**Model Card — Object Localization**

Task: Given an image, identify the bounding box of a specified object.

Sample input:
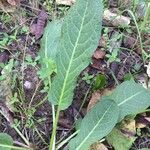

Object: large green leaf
[69,99,119,150]
[40,20,62,60]
[49,0,103,110]
[110,81,150,120]
[0,133,13,150]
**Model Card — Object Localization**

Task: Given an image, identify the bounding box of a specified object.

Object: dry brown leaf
[7,0,20,6]
[0,0,16,12]
[56,0,75,5]
[87,91,102,112]
[103,10,130,27]
[93,49,106,59]
[36,10,48,39]
[142,117,150,125]
[0,51,9,64]
[123,36,136,49]
[90,143,108,150]
[87,87,114,112]
[30,24,37,35]
[30,10,48,40]
[91,58,102,70]
[136,115,150,129]
[121,119,136,137]
[98,36,107,48]
[136,122,147,129]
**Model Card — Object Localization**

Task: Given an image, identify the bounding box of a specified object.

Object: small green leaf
[110,81,150,120]
[40,20,62,61]
[38,58,57,79]
[123,73,134,81]
[0,133,13,150]
[93,74,106,90]
[69,99,119,150]
[82,73,94,84]
[107,128,136,150]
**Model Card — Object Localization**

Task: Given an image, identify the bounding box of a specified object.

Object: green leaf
[39,20,62,79]
[40,20,62,61]
[82,73,94,84]
[49,0,103,110]
[93,74,106,90]
[69,99,119,150]
[0,133,13,150]
[110,81,150,120]
[75,118,82,131]
[106,128,136,150]
[38,58,57,79]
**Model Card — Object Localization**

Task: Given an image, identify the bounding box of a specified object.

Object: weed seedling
[82,73,94,84]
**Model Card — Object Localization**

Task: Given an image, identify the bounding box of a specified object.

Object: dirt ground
[0,0,150,150]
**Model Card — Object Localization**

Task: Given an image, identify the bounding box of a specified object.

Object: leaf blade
[110,81,150,120]
[49,0,103,110]
[40,20,62,60]
[69,99,119,150]
[0,133,13,150]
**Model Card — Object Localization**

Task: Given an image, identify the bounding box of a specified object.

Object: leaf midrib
[45,32,48,59]
[76,105,112,150]
[118,91,143,106]
[58,1,89,106]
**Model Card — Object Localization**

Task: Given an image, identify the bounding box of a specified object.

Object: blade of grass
[0,144,32,150]
[13,126,30,146]
[56,130,79,150]
[124,9,146,64]
[140,2,150,32]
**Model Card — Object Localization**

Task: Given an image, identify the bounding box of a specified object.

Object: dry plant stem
[52,0,57,20]
[0,46,21,61]
[21,34,29,94]
[56,130,79,150]
[109,69,119,85]
[74,84,92,119]
[34,127,48,145]
[14,141,31,148]
[0,111,29,147]
[56,131,105,149]
[13,126,30,146]
[20,3,40,12]
[28,80,42,109]
[34,95,48,108]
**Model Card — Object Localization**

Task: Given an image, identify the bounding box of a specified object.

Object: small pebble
[145,62,150,78]
[24,81,33,90]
